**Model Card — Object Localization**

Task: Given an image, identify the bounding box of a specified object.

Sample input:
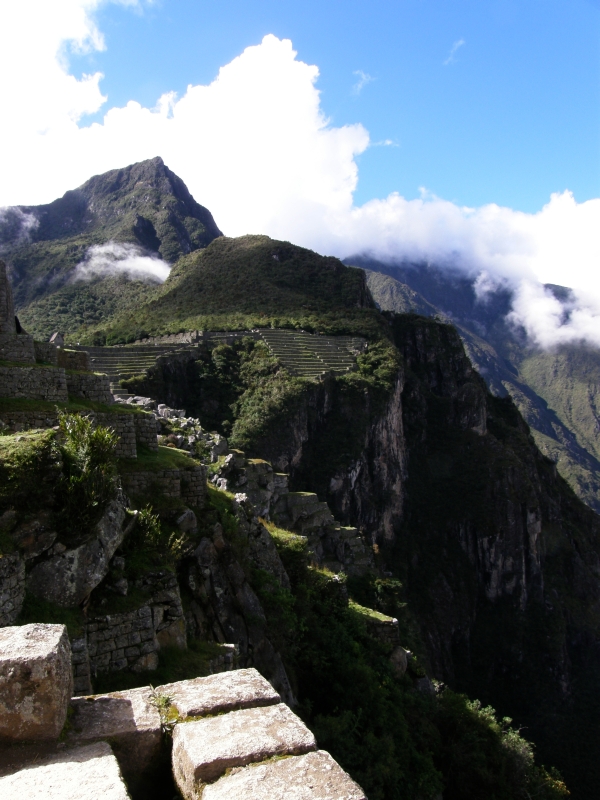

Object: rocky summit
[0,160,599,800]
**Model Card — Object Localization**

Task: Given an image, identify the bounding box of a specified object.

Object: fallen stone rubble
[0,622,366,800]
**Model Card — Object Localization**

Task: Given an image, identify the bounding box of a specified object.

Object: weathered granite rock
[203,750,367,800]
[0,623,73,741]
[172,702,317,794]
[26,500,127,607]
[156,668,280,719]
[66,687,162,784]
[0,742,130,799]
[10,511,57,559]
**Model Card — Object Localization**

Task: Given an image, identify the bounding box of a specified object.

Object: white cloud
[0,4,598,349]
[74,241,170,282]
[443,38,466,66]
[352,70,374,95]
[0,208,39,251]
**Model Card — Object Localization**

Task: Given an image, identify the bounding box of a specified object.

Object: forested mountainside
[359,260,600,515]
[3,158,600,797]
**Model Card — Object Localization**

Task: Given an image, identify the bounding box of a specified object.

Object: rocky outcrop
[185,519,295,705]
[26,500,128,607]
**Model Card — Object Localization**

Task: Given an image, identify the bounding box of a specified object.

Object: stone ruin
[0,259,114,405]
[0,623,366,800]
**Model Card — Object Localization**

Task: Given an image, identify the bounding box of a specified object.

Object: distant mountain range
[354,258,600,513]
[2,157,599,512]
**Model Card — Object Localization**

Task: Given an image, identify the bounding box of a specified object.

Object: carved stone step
[172,702,316,796]
[0,742,129,800]
[202,749,366,800]
[155,668,280,719]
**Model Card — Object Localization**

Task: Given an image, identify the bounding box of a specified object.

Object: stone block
[0,624,72,742]
[66,686,162,784]
[203,750,367,800]
[156,668,280,719]
[171,702,316,794]
[0,742,130,799]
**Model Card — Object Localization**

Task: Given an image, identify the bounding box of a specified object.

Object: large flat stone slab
[0,623,73,741]
[0,742,130,799]
[172,702,316,796]
[203,750,367,800]
[156,667,280,719]
[66,687,162,784]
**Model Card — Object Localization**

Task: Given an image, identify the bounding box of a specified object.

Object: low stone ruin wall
[58,349,91,371]
[0,553,25,627]
[133,413,159,451]
[66,372,114,405]
[0,333,36,363]
[122,465,207,506]
[33,341,58,365]
[0,364,68,402]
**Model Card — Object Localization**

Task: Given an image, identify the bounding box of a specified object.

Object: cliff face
[209,315,600,796]
[116,313,600,795]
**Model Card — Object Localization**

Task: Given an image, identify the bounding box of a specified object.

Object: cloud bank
[1,1,599,348]
[74,242,170,283]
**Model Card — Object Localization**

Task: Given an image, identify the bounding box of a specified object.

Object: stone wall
[122,465,207,506]
[0,553,26,627]
[34,341,58,365]
[133,414,159,451]
[0,260,16,335]
[0,365,68,401]
[0,333,36,364]
[81,572,185,685]
[58,349,91,371]
[66,372,114,405]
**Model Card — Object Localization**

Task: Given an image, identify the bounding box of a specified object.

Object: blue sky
[71,0,600,213]
[1,0,599,347]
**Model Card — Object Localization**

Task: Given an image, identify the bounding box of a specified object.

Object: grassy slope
[94,234,387,344]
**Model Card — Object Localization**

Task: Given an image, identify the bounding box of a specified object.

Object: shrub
[54,412,118,540]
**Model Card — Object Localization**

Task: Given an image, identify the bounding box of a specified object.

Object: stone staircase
[0,625,366,800]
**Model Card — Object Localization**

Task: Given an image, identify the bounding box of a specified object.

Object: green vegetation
[54,412,119,542]
[117,444,198,473]
[91,235,387,344]
[0,429,60,514]
[266,527,567,800]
